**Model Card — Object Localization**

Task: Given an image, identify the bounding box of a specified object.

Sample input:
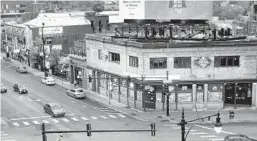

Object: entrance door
[224,83,252,106]
[236,83,252,105]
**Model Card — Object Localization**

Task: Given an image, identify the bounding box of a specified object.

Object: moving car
[43,103,65,117]
[66,88,86,99]
[16,65,27,73]
[41,76,56,85]
[1,83,7,93]
[224,134,257,141]
[13,83,28,94]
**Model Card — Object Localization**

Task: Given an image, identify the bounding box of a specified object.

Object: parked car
[41,76,56,85]
[13,83,28,94]
[67,88,86,99]
[224,134,257,141]
[16,65,27,73]
[1,83,7,93]
[43,103,65,117]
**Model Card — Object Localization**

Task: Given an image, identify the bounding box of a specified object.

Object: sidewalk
[8,57,257,124]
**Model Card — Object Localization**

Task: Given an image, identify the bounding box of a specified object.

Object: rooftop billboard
[119,0,213,20]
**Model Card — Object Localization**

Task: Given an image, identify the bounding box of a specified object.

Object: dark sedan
[13,83,28,94]
[43,103,65,117]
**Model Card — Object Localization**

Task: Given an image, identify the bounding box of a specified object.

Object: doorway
[224,83,252,107]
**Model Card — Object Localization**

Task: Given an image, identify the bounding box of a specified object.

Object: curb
[1,118,9,129]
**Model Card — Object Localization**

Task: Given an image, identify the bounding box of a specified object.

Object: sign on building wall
[39,27,63,35]
[119,0,213,20]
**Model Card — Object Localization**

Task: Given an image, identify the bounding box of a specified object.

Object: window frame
[174,57,191,68]
[214,56,240,67]
[129,56,138,67]
[150,57,167,69]
[109,52,120,64]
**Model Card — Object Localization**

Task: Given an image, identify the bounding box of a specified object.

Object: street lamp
[41,23,47,77]
[178,108,222,141]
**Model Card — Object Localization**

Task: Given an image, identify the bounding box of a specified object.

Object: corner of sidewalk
[1,117,9,129]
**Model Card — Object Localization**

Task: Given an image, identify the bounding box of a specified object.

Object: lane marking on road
[99,108,110,110]
[42,120,50,124]
[100,116,107,119]
[172,127,181,129]
[109,115,117,118]
[196,125,235,135]
[200,135,217,138]
[118,114,126,118]
[52,119,59,123]
[12,122,20,127]
[23,122,30,126]
[209,138,224,141]
[65,113,75,116]
[81,117,89,120]
[11,116,41,121]
[32,121,40,125]
[191,132,208,135]
[90,116,98,120]
[62,118,70,122]
[71,118,79,122]
[1,133,8,136]
[41,116,51,118]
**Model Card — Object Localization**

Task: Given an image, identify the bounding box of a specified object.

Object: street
[1,58,256,141]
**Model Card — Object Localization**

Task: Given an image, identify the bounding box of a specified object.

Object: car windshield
[76,89,84,92]
[51,104,61,109]
[46,77,54,80]
[20,84,26,88]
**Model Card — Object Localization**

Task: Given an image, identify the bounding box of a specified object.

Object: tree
[48,50,60,67]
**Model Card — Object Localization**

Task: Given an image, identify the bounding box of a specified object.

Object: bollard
[229,110,234,119]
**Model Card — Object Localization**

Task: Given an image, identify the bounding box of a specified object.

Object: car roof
[47,103,60,106]
[73,88,83,91]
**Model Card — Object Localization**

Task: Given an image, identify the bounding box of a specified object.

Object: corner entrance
[224,83,252,107]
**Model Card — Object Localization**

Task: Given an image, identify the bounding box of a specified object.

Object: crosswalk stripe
[209,138,224,141]
[200,135,217,138]
[191,132,208,135]
[52,119,59,123]
[90,116,97,120]
[13,122,20,127]
[23,122,30,126]
[62,118,70,122]
[1,133,8,136]
[109,115,117,118]
[100,115,107,119]
[33,121,40,124]
[118,114,126,118]
[81,117,89,120]
[172,127,181,129]
[42,120,50,124]
[3,139,16,141]
[71,118,79,121]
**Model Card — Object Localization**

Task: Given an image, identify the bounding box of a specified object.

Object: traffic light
[86,124,91,136]
[150,123,156,136]
[127,76,131,82]
[165,85,169,93]
[88,75,92,83]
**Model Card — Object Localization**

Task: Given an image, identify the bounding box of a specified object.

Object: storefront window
[196,84,204,102]
[99,74,105,88]
[177,84,192,102]
[208,83,223,102]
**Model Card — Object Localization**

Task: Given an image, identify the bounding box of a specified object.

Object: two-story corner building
[83,33,257,111]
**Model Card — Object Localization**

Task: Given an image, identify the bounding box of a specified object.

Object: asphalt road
[1,58,257,141]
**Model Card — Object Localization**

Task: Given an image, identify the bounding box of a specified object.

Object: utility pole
[41,23,47,77]
[126,76,131,107]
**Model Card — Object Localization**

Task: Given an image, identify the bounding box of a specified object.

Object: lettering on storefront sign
[39,27,63,35]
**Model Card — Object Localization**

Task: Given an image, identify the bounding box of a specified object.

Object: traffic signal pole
[41,123,156,141]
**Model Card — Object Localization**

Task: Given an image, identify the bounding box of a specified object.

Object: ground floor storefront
[83,67,257,111]
[69,55,87,88]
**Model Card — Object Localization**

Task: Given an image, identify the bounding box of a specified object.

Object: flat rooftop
[85,33,257,49]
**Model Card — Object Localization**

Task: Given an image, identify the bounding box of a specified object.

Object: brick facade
[84,34,257,111]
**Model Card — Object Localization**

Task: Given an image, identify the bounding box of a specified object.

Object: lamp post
[178,108,222,141]
[41,23,47,77]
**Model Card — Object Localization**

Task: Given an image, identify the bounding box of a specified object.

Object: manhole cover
[157,116,162,118]
[131,113,137,116]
